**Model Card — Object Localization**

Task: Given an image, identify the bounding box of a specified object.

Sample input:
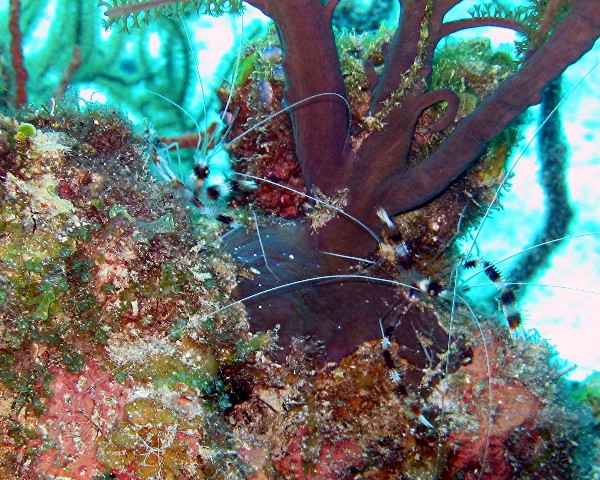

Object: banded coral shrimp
[143,15,253,230]
[145,14,357,238]
[455,57,600,384]
[136,12,600,477]
[423,54,600,479]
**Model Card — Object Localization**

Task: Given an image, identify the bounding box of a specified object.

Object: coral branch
[437,0,462,11]
[323,0,342,22]
[55,45,82,99]
[507,77,573,288]
[439,17,525,40]
[417,89,460,133]
[378,0,600,215]
[352,87,459,195]
[9,0,28,107]
[100,0,245,29]
[371,0,429,109]
[364,60,379,91]
[265,0,350,196]
[538,0,565,39]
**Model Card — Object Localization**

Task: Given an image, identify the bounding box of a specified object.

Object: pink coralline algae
[26,359,131,479]
[274,429,365,479]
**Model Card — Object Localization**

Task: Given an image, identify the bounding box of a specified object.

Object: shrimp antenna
[455,293,493,480]
[180,19,209,155]
[225,92,352,148]
[253,210,279,281]
[189,274,422,328]
[461,232,600,284]
[486,282,600,296]
[182,15,245,163]
[220,16,244,129]
[146,89,202,140]
[463,62,598,264]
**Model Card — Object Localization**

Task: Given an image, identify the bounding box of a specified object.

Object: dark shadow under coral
[224,217,449,384]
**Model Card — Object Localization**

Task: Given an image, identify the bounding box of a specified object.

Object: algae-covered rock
[0,106,262,478]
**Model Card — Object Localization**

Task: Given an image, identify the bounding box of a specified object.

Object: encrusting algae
[0,105,259,478]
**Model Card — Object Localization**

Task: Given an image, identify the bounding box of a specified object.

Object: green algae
[0,102,262,478]
[235,331,270,362]
[0,104,244,417]
[573,372,600,421]
[16,122,36,139]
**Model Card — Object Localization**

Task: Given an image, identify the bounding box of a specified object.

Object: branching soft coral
[224,0,600,363]
[98,0,600,364]
[100,0,244,30]
[244,0,599,256]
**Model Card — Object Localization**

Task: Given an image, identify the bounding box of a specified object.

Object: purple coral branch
[233,0,599,363]
[252,0,350,196]
[439,17,525,39]
[378,0,600,215]
[538,0,565,40]
[354,1,463,185]
[435,0,462,11]
[371,0,430,109]
[323,0,342,22]
[419,89,460,133]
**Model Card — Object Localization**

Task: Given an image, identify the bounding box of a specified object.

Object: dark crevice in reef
[224,217,449,385]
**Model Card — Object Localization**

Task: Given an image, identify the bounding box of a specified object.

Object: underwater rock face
[0,109,253,478]
[0,107,590,479]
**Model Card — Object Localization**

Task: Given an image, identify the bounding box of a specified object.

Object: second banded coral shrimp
[328,63,599,479]
[454,54,600,378]
[430,54,600,478]
[145,18,355,239]
[143,13,598,480]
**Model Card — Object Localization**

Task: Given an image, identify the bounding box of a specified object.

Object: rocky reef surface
[0,105,596,479]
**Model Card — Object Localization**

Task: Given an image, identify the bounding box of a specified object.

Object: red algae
[26,360,131,480]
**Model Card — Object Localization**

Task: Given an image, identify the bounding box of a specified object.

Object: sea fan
[98,0,245,30]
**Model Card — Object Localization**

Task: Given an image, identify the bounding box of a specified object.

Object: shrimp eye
[207,185,221,201]
[194,163,210,180]
[418,278,443,297]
